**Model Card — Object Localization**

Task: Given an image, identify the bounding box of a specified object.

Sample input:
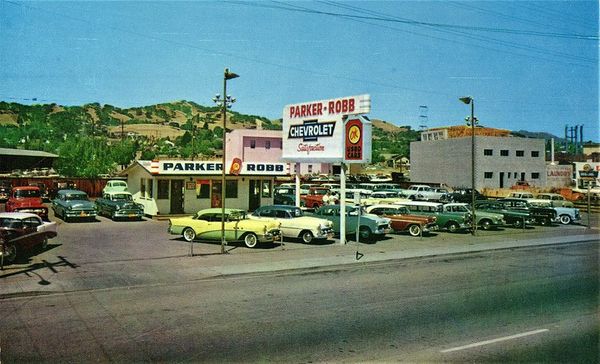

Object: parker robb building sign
[282,94,372,163]
[145,160,288,176]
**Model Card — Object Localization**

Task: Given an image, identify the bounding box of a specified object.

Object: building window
[516,150,524,157]
[308,164,313,173]
[531,151,540,157]
[265,140,271,149]
[196,180,210,199]
[484,172,493,179]
[261,180,272,198]
[531,172,540,179]
[250,140,256,149]
[483,149,493,156]
[157,180,169,199]
[226,180,238,198]
[500,150,509,156]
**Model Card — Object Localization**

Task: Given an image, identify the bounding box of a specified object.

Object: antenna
[418,105,428,131]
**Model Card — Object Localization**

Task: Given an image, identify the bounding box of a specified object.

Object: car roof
[12,186,39,190]
[0,212,41,219]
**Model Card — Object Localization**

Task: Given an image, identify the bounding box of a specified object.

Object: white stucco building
[410,128,547,189]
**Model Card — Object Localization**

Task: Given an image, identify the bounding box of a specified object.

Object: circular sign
[347,125,361,144]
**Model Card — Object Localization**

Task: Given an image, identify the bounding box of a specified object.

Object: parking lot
[3,204,598,268]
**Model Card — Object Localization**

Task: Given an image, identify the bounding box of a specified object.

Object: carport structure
[0,147,58,174]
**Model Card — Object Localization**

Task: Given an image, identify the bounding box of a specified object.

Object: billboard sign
[282,94,371,163]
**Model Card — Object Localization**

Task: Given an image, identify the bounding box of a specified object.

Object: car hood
[63,200,96,209]
[9,198,44,208]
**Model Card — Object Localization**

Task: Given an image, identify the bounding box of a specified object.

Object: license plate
[80,212,88,217]
[128,214,136,217]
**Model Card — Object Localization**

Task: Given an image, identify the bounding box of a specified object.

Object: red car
[5,186,49,220]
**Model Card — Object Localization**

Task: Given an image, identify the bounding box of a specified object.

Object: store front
[121,160,289,216]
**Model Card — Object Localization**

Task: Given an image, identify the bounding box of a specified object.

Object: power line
[314,0,596,66]
[259,0,598,40]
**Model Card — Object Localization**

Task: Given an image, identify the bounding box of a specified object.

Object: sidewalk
[1,228,598,299]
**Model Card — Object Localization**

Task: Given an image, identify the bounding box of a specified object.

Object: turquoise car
[51,189,97,222]
[310,204,391,241]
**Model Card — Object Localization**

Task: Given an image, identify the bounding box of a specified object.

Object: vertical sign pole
[295,163,301,207]
[340,162,347,245]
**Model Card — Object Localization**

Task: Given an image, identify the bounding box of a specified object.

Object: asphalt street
[0,242,597,363]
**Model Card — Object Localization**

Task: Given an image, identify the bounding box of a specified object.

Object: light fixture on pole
[459,96,477,236]
[213,68,239,254]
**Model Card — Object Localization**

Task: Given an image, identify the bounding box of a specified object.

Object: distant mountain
[511,130,563,142]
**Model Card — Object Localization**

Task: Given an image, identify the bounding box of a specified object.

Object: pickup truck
[403,185,449,201]
[5,186,49,220]
[95,191,144,220]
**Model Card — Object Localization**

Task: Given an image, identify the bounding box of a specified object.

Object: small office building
[122,159,289,216]
[411,127,547,189]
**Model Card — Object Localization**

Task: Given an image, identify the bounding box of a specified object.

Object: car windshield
[14,189,41,198]
[113,194,132,201]
[449,205,470,213]
[65,193,88,201]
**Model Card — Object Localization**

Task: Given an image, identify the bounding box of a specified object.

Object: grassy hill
[0,100,417,176]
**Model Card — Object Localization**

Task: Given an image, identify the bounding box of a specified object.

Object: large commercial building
[410,127,547,189]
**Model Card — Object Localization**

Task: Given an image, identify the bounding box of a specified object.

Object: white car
[249,205,334,243]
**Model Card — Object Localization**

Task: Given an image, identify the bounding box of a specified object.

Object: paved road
[0,242,597,363]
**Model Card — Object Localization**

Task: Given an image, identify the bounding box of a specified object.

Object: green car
[398,201,472,233]
[310,204,391,241]
[442,203,505,230]
[95,191,144,220]
[474,200,533,228]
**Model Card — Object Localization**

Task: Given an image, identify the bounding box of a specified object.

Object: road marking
[440,329,549,353]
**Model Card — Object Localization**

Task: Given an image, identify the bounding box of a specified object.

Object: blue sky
[2,1,598,141]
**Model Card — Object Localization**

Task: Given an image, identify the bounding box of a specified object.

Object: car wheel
[359,226,372,241]
[480,219,492,230]
[408,224,422,237]
[559,214,571,225]
[446,222,459,233]
[182,227,196,242]
[512,219,523,228]
[300,231,314,244]
[244,233,258,248]
[3,243,17,264]
[539,218,550,226]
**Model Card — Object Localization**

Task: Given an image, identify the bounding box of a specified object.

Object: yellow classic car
[168,208,281,248]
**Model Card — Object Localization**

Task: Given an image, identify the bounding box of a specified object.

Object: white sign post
[282,95,371,245]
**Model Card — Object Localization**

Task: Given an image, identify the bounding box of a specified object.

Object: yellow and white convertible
[168,208,281,248]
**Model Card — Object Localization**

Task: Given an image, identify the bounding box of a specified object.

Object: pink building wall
[226,129,333,175]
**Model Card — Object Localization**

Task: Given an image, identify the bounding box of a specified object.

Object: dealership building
[410,126,550,189]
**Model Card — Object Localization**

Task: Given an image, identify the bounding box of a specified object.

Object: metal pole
[470,100,477,236]
[587,184,591,229]
[221,70,228,254]
[340,162,346,245]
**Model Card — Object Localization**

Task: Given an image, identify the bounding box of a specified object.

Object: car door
[23,216,45,249]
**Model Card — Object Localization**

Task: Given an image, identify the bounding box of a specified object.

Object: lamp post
[459,96,477,236]
[213,68,239,254]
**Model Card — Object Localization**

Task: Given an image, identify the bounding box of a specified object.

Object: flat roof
[0,148,58,158]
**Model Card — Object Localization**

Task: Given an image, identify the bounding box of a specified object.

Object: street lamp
[459,96,477,235]
[213,68,239,254]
